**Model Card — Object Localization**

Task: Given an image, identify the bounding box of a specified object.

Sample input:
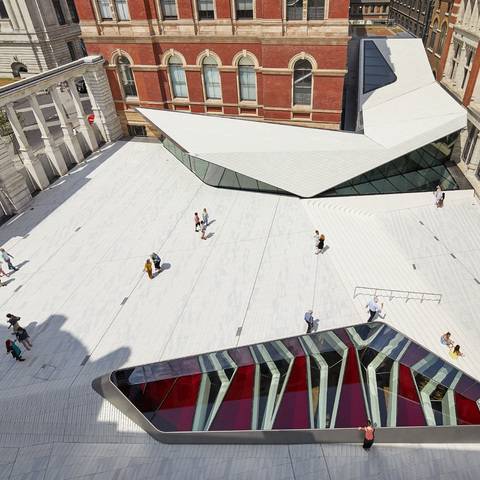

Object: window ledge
[292,105,312,112]
[238,100,257,106]
[205,99,222,104]
[125,96,140,104]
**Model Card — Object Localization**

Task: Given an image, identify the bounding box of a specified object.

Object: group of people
[440,332,464,359]
[0,248,18,286]
[144,252,162,280]
[194,208,209,240]
[5,313,32,362]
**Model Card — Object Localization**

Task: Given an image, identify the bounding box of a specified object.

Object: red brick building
[74,0,350,134]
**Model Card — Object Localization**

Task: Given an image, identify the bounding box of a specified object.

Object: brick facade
[75,0,350,133]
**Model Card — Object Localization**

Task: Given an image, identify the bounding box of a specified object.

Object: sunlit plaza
[0,14,480,477]
[0,135,479,478]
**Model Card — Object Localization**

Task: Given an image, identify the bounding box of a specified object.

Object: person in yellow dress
[144,258,153,279]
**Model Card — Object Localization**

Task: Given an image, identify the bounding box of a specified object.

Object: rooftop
[0,139,479,477]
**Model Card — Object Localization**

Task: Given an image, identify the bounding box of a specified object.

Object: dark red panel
[151,374,202,432]
[455,392,480,425]
[210,365,255,431]
[335,347,367,427]
[396,364,426,426]
[273,356,309,430]
[133,378,176,415]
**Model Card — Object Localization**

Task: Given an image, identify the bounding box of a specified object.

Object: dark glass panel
[396,364,426,426]
[210,365,256,430]
[273,355,309,429]
[219,169,241,188]
[150,374,202,432]
[455,392,480,425]
[203,163,224,186]
[191,156,209,180]
[401,342,430,368]
[257,180,279,192]
[455,375,480,402]
[363,41,397,94]
[335,347,368,427]
[236,172,259,191]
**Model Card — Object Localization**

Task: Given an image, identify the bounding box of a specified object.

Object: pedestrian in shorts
[194,212,201,232]
[304,310,314,333]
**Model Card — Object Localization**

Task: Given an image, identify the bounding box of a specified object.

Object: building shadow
[0,141,128,246]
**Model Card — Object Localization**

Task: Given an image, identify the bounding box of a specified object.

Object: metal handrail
[353,286,442,304]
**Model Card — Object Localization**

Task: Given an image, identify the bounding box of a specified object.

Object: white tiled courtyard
[0,139,480,479]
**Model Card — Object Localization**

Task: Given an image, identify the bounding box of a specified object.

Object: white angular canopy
[138,38,466,198]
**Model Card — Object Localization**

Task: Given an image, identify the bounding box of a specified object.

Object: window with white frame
[236,0,253,19]
[238,56,256,101]
[450,42,461,79]
[307,0,325,19]
[293,59,312,106]
[461,47,474,89]
[161,0,177,19]
[98,0,113,19]
[168,55,188,98]
[202,56,221,99]
[462,122,478,164]
[117,55,137,97]
[115,0,130,20]
[198,0,215,19]
[287,0,303,20]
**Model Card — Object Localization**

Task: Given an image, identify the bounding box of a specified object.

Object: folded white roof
[138,38,466,198]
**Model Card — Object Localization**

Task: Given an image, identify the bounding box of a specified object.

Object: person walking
[194,212,201,232]
[440,332,454,349]
[358,420,375,450]
[314,230,320,254]
[12,326,32,350]
[200,221,207,240]
[0,261,9,278]
[434,185,444,208]
[318,234,326,253]
[5,339,25,362]
[366,297,383,323]
[202,208,209,227]
[450,344,465,359]
[304,310,314,333]
[151,252,162,273]
[143,258,153,279]
[0,248,18,272]
[6,313,21,330]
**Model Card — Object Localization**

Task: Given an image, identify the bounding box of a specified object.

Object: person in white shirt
[366,297,383,323]
[434,185,444,208]
[314,230,320,254]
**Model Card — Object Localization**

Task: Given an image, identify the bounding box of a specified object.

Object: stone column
[67,78,99,152]
[82,63,122,142]
[5,103,49,190]
[0,137,32,214]
[49,85,84,164]
[28,94,68,176]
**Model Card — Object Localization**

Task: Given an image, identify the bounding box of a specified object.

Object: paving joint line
[157,189,241,359]
[235,196,280,346]
[287,445,298,480]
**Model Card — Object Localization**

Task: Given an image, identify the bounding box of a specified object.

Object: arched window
[429,20,438,50]
[238,56,256,101]
[11,62,27,78]
[436,22,448,54]
[168,55,188,98]
[117,55,137,97]
[202,56,221,100]
[293,59,312,106]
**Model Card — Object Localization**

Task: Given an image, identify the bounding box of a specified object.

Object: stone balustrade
[0,55,122,216]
